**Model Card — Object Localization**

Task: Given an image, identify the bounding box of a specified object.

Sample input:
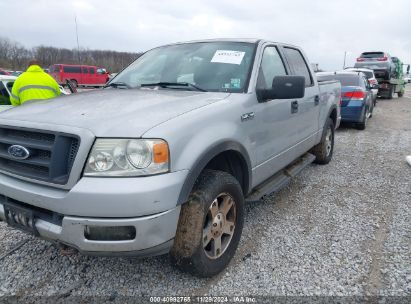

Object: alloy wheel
[203,193,236,259]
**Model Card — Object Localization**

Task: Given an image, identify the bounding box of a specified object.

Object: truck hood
[0,89,230,137]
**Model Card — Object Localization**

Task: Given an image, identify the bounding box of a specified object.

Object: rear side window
[360,52,385,58]
[257,46,287,89]
[283,47,313,87]
[63,66,81,73]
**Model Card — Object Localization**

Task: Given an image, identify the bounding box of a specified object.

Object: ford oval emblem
[8,145,30,160]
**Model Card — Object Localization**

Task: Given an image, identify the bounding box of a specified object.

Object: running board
[245,153,316,202]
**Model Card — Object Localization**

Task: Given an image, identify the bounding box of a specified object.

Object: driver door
[248,45,302,185]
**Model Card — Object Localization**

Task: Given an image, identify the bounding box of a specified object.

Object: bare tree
[0,37,142,72]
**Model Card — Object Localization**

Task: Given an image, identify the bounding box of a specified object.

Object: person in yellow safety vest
[10,60,61,106]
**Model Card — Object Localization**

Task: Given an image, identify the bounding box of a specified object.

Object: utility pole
[75,16,81,64]
[343,51,347,69]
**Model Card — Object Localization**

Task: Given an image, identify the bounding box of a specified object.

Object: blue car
[317,72,375,130]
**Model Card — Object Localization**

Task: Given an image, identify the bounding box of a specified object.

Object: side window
[0,82,11,105]
[362,77,368,89]
[89,68,95,74]
[257,46,287,89]
[82,67,89,74]
[63,66,81,73]
[283,47,313,87]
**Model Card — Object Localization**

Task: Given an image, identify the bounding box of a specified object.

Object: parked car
[10,71,22,77]
[404,74,411,83]
[0,75,70,112]
[354,52,396,80]
[0,39,341,277]
[0,75,16,112]
[49,64,110,87]
[0,68,11,76]
[317,71,374,130]
[344,67,378,106]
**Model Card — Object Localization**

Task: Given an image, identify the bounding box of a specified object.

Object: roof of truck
[159,38,299,49]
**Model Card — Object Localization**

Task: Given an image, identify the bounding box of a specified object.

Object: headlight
[84,139,169,176]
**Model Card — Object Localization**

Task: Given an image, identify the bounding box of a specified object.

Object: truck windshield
[112,42,256,93]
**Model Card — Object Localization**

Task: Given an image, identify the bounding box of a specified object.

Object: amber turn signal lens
[153,142,169,163]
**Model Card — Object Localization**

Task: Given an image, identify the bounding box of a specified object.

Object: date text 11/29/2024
[149,296,257,303]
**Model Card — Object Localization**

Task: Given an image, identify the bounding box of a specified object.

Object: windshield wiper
[140,82,207,92]
[104,82,131,89]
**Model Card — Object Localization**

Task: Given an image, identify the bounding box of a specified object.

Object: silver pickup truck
[0,39,341,277]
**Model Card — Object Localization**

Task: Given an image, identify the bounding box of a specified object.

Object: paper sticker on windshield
[211,50,245,65]
[231,78,241,88]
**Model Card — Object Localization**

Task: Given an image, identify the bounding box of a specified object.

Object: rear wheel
[356,106,369,130]
[70,79,78,88]
[369,100,374,118]
[170,170,244,277]
[311,118,334,165]
[387,85,394,99]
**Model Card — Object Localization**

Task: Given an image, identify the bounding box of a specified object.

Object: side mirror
[257,75,305,102]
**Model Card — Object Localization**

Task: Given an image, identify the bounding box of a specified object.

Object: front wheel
[311,118,335,165]
[170,170,244,277]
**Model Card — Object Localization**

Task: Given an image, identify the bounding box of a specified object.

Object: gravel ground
[0,86,410,301]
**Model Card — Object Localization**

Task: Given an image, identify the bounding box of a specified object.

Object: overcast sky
[2,0,410,71]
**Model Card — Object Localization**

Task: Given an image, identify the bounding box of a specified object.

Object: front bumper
[0,203,180,256]
[0,170,188,217]
[0,169,188,255]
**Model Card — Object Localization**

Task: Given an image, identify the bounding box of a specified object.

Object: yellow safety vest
[10,65,61,106]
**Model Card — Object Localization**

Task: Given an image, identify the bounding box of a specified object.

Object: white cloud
[72,0,94,11]
[2,0,411,70]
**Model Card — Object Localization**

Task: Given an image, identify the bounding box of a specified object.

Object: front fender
[176,141,252,205]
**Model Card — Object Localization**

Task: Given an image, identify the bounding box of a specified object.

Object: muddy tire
[311,118,334,165]
[170,170,244,277]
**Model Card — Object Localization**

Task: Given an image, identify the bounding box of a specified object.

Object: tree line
[0,37,142,73]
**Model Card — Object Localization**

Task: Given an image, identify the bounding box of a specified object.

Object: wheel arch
[177,141,252,205]
[328,104,338,128]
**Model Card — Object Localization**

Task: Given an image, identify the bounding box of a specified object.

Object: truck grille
[0,127,80,185]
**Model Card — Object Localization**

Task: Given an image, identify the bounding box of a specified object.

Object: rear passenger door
[81,67,89,85]
[88,67,97,85]
[281,47,320,145]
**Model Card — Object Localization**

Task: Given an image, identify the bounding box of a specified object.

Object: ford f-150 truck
[0,39,341,277]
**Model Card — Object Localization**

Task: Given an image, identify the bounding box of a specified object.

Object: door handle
[291,100,298,113]
[314,95,320,106]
